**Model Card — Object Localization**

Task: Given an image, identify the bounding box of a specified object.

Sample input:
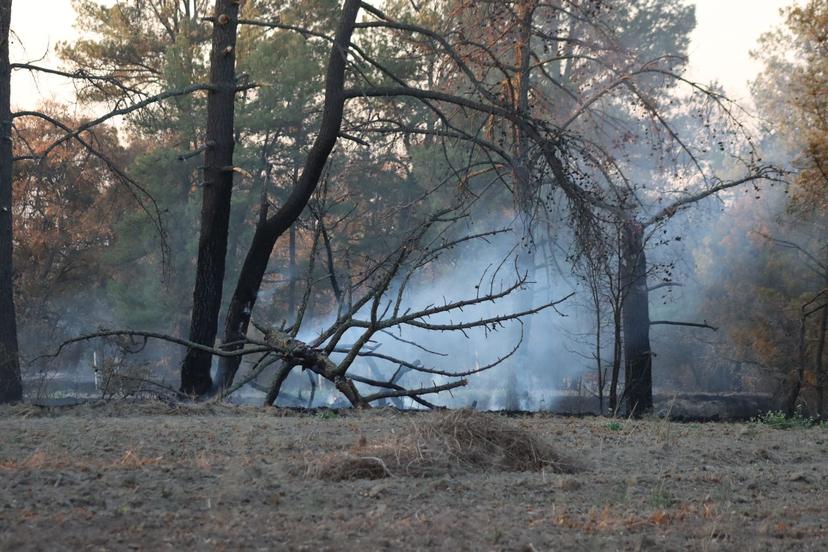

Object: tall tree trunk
[0,0,22,404]
[180,0,240,396]
[287,126,303,314]
[608,241,623,415]
[511,0,538,370]
[215,0,361,392]
[621,219,653,415]
[592,285,604,413]
[609,303,622,414]
[510,0,534,209]
[815,304,827,417]
[788,307,808,415]
[287,221,297,312]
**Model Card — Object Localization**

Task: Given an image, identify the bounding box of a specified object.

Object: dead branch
[648,282,683,292]
[40,330,275,366]
[644,167,787,226]
[649,320,718,331]
[348,373,439,409]
[359,379,468,403]
[12,82,257,161]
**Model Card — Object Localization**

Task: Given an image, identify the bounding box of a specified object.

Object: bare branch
[649,320,718,331]
[359,379,468,404]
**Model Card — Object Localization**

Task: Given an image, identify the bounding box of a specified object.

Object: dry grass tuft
[307,410,578,480]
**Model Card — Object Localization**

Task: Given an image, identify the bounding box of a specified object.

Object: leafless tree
[51,204,572,407]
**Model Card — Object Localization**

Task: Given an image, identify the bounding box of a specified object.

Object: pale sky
[8,0,798,110]
[686,0,797,103]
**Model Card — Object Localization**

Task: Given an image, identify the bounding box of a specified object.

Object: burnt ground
[0,402,826,551]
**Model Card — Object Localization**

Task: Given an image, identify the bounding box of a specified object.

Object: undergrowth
[752,407,822,429]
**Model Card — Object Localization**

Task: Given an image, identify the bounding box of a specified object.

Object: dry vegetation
[306,410,578,480]
[0,403,826,551]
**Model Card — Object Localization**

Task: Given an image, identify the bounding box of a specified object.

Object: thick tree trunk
[214,0,361,392]
[0,0,22,404]
[181,0,240,396]
[621,219,653,415]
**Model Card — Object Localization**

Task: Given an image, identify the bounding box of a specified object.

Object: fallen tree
[48,208,572,407]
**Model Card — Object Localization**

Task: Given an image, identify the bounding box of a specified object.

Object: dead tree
[51,208,572,408]
[0,0,21,403]
[181,0,242,395]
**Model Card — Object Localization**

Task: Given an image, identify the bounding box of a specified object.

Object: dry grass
[306,409,578,480]
[0,399,270,419]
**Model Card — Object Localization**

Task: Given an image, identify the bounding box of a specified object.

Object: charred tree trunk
[265,362,294,406]
[181,0,240,396]
[621,219,652,415]
[215,0,361,392]
[0,0,22,404]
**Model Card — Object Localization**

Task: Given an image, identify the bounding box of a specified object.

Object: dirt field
[0,402,826,551]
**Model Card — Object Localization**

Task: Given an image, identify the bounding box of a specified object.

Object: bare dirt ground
[0,402,826,551]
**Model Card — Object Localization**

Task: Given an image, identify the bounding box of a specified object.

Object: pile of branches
[306,409,579,480]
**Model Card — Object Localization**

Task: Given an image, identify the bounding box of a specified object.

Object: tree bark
[264,362,294,406]
[815,303,827,417]
[510,0,538,370]
[621,219,653,415]
[788,308,808,415]
[609,303,622,414]
[0,0,22,404]
[181,0,240,396]
[592,286,604,413]
[215,0,361,392]
[608,242,623,415]
[510,0,535,214]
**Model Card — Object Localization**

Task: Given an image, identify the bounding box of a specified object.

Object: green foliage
[102,147,198,331]
[752,408,817,430]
